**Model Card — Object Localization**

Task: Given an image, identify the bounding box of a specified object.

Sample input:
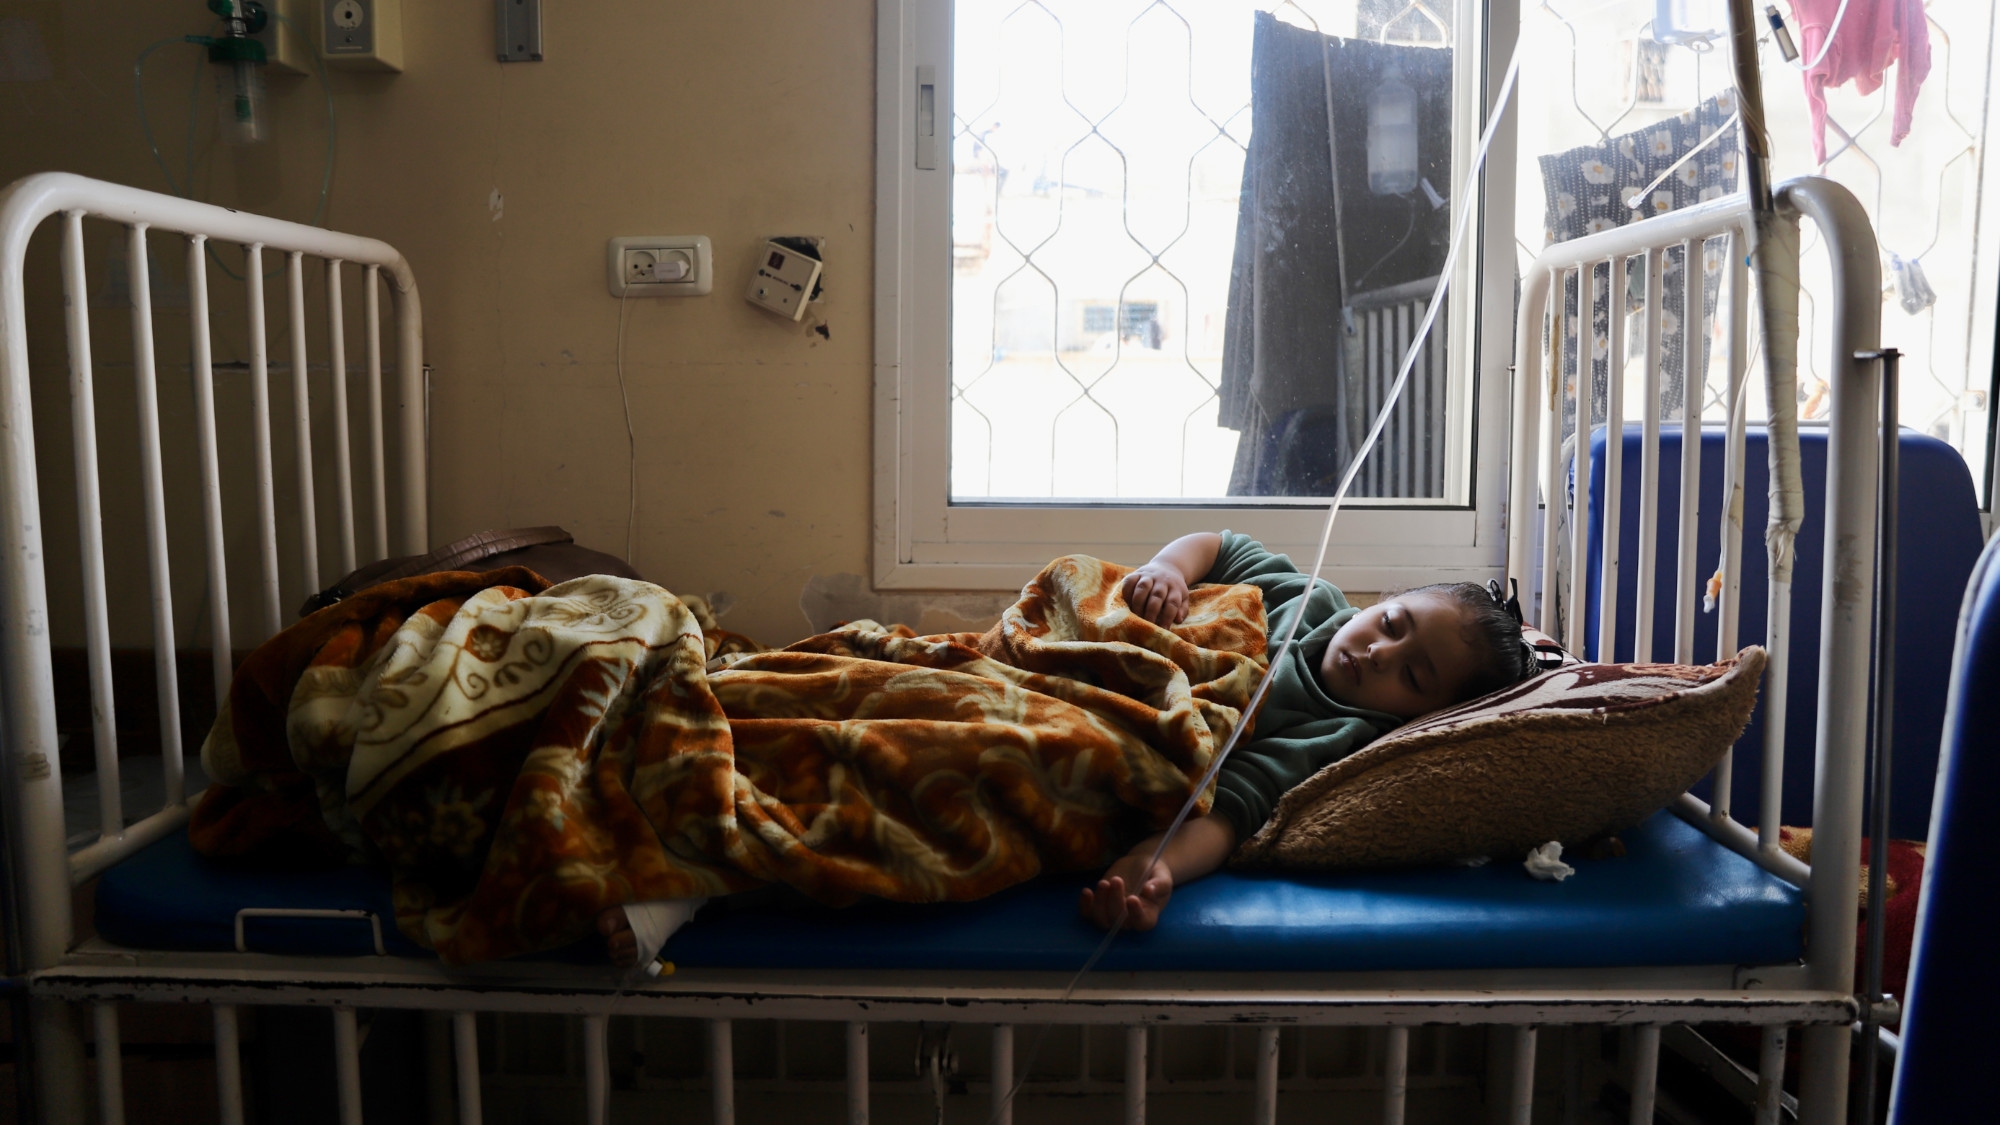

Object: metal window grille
[948,0,1468,502]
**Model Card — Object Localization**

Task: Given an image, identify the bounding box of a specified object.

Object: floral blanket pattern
[191,558,1266,964]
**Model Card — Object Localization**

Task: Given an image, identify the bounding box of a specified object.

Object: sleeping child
[1074,530,1534,934]
[602,529,1536,966]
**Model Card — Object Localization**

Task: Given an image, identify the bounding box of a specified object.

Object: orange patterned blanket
[192,557,1266,963]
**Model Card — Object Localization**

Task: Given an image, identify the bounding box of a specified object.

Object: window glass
[1517,1,1998,502]
[949,0,1470,503]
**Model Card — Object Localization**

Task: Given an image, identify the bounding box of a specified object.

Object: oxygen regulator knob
[207,0,269,37]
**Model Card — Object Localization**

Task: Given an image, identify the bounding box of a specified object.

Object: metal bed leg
[708,1018,734,1125]
[1382,1025,1409,1125]
[1627,1024,1660,1125]
[91,1002,124,1125]
[1253,1026,1279,1125]
[846,1021,868,1125]
[213,1004,245,1125]
[582,1014,608,1125]
[333,1007,363,1125]
[1755,1026,1789,1125]
[452,1012,482,1125]
[28,998,86,1125]
[990,1024,1013,1125]
[1508,1027,1537,1125]
[1123,1025,1146,1125]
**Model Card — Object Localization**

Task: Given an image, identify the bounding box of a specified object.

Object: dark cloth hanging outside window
[1219,12,1452,497]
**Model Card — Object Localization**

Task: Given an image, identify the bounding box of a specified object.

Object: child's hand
[1120,563,1191,626]
[1078,852,1174,931]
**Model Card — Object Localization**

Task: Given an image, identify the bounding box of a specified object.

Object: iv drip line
[1071,38,1525,996]
[979,36,1529,1125]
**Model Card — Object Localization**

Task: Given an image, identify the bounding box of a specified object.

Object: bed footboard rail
[0,171,426,971]
[1507,175,1883,1125]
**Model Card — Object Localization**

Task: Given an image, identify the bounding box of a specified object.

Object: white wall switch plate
[607,235,713,297]
[323,0,403,72]
[745,241,822,321]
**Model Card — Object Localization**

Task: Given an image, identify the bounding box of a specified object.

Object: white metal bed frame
[1,172,1884,1125]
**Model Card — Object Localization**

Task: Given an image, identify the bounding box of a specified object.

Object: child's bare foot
[598,906,638,969]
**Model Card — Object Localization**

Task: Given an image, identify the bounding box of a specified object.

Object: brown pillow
[1233,646,1766,869]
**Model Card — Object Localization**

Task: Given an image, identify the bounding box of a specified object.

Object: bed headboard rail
[0,172,426,972]
[1506,175,1882,1050]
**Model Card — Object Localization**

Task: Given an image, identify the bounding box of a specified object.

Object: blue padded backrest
[1889,528,2000,1123]
[1584,424,1983,837]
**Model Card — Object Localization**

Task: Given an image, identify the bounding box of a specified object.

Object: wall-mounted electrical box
[249,0,311,75]
[323,0,403,72]
[496,0,543,62]
[745,241,823,321]
[607,236,713,298]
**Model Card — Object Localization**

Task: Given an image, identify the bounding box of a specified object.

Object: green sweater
[1207,532,1400,839]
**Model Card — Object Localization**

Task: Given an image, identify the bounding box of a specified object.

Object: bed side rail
[0,172,427,973]
[1505,169,1881,981]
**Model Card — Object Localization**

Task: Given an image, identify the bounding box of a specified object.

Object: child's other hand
[1078,853,1174,931]
[1120,563,1191,626]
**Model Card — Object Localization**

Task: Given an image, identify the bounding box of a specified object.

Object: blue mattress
[96,810,1803,971]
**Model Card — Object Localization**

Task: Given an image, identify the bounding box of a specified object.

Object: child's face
[1318,591,1484,720]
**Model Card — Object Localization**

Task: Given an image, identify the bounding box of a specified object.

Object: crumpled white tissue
[623,897,707,975]
[1524,841,1575,882]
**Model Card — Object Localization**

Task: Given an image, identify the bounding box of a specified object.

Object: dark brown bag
[298,527,644,617]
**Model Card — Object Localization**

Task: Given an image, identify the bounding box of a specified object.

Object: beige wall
[2,0,883,647]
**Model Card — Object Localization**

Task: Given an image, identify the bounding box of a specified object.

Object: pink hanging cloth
[1788,0,1932,164]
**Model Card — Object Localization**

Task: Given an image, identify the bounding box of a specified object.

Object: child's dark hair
[1401,581,1534,702]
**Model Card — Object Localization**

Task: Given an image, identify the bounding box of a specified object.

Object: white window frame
[872,0,1524,591]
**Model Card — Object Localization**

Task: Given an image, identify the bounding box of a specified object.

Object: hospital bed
[0,170,1923,1125]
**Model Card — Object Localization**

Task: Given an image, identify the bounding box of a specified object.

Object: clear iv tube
[978,46,1529,1122]
[1063,42,1526,994]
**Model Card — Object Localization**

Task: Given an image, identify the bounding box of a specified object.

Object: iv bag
[1368,64,1418,196]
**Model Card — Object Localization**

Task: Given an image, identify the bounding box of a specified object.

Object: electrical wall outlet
[745,241,823,321]
[322,0,403,72]
[607,236,713,297]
